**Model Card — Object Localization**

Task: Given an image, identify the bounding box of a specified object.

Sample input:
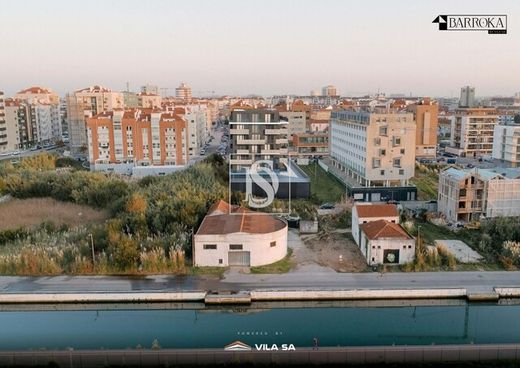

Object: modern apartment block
[407,98,438,158]
[291,132,329,157]
[175,82,192,101]
[447,108,499,157]
[492,123,520,166]
[15,86,59,105]
[438,167,520,223]
[137,92,162,108]
[229,108,289,171]
[330,110,416,185]
[67,85,124,151]
[86,109,188,171]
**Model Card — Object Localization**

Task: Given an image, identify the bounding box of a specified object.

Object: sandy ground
[289,229,368,273]
[0,197,109,230]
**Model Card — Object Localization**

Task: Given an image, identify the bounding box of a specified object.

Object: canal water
[0,301,519,350]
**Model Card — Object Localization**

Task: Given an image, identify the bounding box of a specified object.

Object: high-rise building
[229,108,288,171]
[15,86,59,105]
[86,109,188,168]
[448,108,498,157]
[175,82,192,101]
[330,110,416,188]
[459,86,476,108]
[322,85,338,97]
[67,85,124,151]
[407,98,439,158]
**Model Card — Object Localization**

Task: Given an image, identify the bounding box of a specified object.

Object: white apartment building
[15,86,59,105]
[492,123,520,166]
[0,91,7,152]
[447,108,499,157]
[67,85,124,151]
[330,110,416,187]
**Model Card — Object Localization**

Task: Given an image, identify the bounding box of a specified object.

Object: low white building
[359,219,414,265]
[193,200,288,267]
[352,203,400,247]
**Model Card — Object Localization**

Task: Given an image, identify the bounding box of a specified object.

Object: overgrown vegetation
[410,163,440,200]
[0,153,230,275]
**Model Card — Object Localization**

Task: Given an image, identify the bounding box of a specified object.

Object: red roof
[355,204,399,218]
[360,220,412,240]
[197,200,286,235]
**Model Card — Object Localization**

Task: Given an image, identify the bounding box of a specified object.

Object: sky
[0,0,519,97]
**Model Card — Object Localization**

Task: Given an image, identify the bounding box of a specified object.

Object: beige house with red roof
[359,220,414,265]
[193,200,288,267]
[352,203,414,265]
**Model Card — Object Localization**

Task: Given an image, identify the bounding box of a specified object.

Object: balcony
[230,158,254,165]
[237,138,266,145]
[265,128,288,135]
[275,138,288,144]
[230,128,249,135]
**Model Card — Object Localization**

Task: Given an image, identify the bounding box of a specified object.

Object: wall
[194,226,288,267]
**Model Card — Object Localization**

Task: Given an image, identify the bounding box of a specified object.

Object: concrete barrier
[205,292,251,304]
[495,287,520,298]
[0,344,517,367]
[0,292,207,304]
[250,288,467,301]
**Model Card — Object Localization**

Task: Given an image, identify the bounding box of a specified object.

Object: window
[380,170,385,175]
[374,137,381,146]
[393,137,401,146]
[219,259,223,264]
[400,148,405,155]
[270,241,276,247]
[379,149,386,156]
[229,244,243,250]
[393,158,401,168]
[399,169,404,175]
[203,244,217,250]
[379,126,388,136]
[372,158,381,168]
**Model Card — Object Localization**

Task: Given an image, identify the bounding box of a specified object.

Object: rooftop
[354,203,399,218]
[196,200,286,235]
[360,219,412,240]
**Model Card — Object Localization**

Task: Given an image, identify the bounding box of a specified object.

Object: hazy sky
[0,0,519,97]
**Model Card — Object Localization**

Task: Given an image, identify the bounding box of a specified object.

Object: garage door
[228,251,251,266]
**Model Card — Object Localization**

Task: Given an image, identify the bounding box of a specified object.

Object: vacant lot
[299,162,346,204]
[0,197,109,230]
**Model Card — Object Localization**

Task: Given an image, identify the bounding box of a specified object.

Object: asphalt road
[0,271,519,294]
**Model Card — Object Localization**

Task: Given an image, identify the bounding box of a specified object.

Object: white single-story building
[359,219,414,265]
[193,200,288,267]
[352,203,400,247]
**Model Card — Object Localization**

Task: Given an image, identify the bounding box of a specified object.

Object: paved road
[0,271,519,294]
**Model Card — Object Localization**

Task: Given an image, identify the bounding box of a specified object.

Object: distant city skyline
[0,0,519,97]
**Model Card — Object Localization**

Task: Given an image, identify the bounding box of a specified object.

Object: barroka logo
[245,160,279,208]
[433,14,507,34]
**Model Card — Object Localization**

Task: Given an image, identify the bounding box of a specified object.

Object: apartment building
[407,98,438,158]
[322,85,338,97]
[447,108,498,157]
[459,86,476,108]
[291,132,329,157]
[229,108,289,171]
[67,85,124,151]
[175,105,209,157]
[492,123,520,166]
[438,167,520,223]
[175,82,192,101]
[137,92,162,108]
[86,109,188,171]
[279,111,306,138]
[15,86,59,105]
[330,110,416,187]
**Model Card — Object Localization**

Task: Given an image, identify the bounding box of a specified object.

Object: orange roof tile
[355,204,399,218]
[360,220,412,240]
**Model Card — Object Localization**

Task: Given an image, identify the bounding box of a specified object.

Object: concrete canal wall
[0,344,518,366]
[0,287,518,304]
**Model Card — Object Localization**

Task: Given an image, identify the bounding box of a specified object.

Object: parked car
[319,203,335,210]
[447,158,456,164]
